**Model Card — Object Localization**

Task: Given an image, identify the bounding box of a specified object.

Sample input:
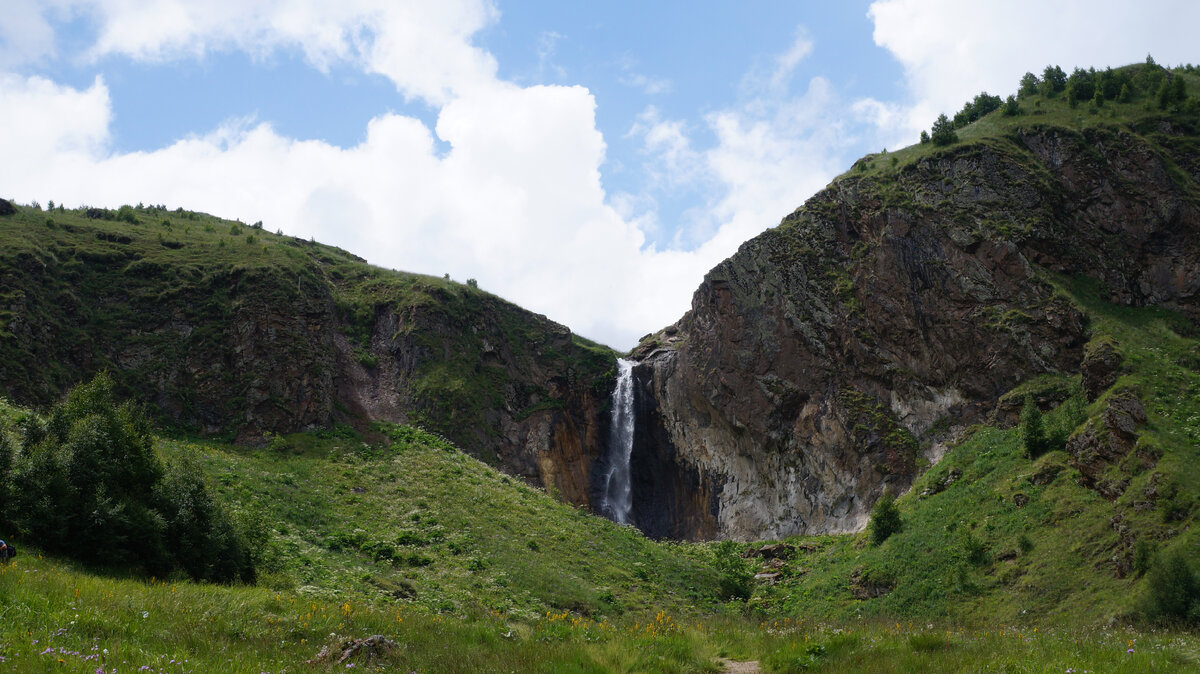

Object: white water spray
[601,358,636,524]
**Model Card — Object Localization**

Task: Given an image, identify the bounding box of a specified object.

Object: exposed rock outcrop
[1082,337,1122,402]
[629,123,1199,540]
[1067,392,1150,500]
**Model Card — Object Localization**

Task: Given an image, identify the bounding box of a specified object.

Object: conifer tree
[1020,395,1047,458]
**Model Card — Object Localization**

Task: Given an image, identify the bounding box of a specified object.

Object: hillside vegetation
[1,60,1199,671]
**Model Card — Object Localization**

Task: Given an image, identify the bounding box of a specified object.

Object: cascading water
[601,358,636,524]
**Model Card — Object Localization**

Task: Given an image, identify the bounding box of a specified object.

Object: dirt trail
[719,658,761,673]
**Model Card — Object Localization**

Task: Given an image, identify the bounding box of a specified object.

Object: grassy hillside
[2,60,1200,671]
[0,201,614,465]
[156,423,726,620]
[842,62,1200,183]
[1,284,1198,671]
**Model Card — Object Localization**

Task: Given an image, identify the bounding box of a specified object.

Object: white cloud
[0,0,61,68]
[30,4,1197,350]
[627,106,704,190]
[0,71,700,349]
[770,29,813,91]
[17,0,500,106]
[2,7,871,350]
[866,0,1200,140]
[619,72,672,96]
[0,74,111,160]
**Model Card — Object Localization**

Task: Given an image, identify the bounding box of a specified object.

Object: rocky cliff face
[629,121,1200,540]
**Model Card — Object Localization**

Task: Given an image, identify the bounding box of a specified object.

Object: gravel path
[719,658,761,673]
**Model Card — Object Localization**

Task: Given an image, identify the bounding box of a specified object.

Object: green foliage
[1066,67,1096,103]
[1040,65,1067,96]
[4,374,253,582]
[1017,533,1034,554]
[115,204,137,224]
[713,540,754,601]
[1002,94,1021,116]
[1019,395,1047,459]
[959,529,989,567]
[930,114,958,146]
[466,278,478,288]
[952,92,1002,128]
[869,491,902,546]
[10,372,167,569]
[1141,549,1200,624]
[0,432,11,530]
[1018,72,1039,98]
[919,130,929,144]
[1133,539,1157,577]
[156,459,257,583]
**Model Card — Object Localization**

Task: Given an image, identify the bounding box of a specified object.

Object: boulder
[306,635,398,665]
[741,542,794,559]
[1081,338,1122,402]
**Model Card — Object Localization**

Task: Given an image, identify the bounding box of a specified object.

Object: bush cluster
[0,373,256,583]
[923,57,1197,149]
[869,490,902,545]
[1142,549,1200,625]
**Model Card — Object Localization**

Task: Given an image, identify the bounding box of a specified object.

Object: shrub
[1018,72,1039,98]
[156,459,256,583]
[0,433,11,531]
[930,114,957,146]
[919,130,930,144]
[116,205,137,224]
[1017,533,1034,554]
[1020,395,1047,458]
[466,278,478,289]
[7,374,254,582]
[1133,539,1157,577]
[952,92,1002,128]
[713,540,753,601]
[1142,549,1199,624]
[1003,95,1021,116]
[1039,65,1067,96]
[959,529,989,566]
[869,491,902,545]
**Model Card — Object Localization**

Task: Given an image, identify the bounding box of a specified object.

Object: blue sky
[2,1,1197,349]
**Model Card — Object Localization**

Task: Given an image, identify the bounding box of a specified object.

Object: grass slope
[157,423,724,621]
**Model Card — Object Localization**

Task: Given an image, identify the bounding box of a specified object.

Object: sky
[2,1,1198,350]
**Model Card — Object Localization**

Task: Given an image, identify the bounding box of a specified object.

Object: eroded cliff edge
[630,122,1200,540]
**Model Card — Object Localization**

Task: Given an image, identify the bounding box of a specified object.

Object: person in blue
[0,539,10,562]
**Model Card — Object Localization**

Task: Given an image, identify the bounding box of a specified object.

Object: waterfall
[601,358,636,524]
